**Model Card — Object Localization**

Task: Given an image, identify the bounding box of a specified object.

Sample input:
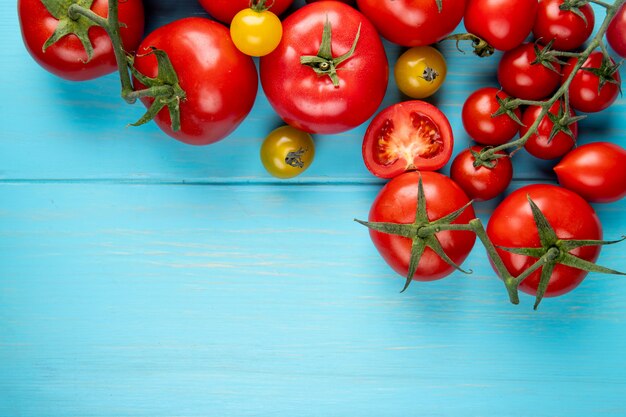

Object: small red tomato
[462,87,522,146]
[562,52,621,113]
[608,4,626,58]
[450,146,513,201]
[307,0,354,3]
[520,102,577,160]
[362,101,454,179]
[533,0,595,51]
[198,0,293,24]
[497,43,561,100]
[554,142,626,203]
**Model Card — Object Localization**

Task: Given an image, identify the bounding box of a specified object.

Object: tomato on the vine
[260,126,315,179]
[520,101,578,160]
[562,52,621,113]
[462,87,522,146]
[450,146,513,202]
[18,0,144,81]
[533,0,595,51]
[362,101,454,179]
[198,0,293,24]
[607,4,626,58]
[394,46,447,99]
[230,5,282,57]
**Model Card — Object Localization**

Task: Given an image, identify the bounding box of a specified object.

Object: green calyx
[546,100,586,143]
[41,0,98,61]
[492,95,524,126]
[559,0,590,26]
[250,0,272,13]
[445,33,494,58]
[581,57,622,95]
[470,147,509,169]
[355,176,474,293]
[531,40,567,74]
[300,17,362,88]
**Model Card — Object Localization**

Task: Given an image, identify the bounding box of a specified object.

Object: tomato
[133,18,258,145]
[608,4,626,58]
[366,171,476,282]
[362,101,454,179]
[450,146,513,201]
[394,46,447,99]
[562,52,621,113]
[487,184,602,297]
[465,0,538,51]
[462,87,521,146]
[533,0,595,51]
[260,126,315,179]
[356,0,466,47]
[497,43,561,100]
[520,101,577,160]
[259,2,388,134]
[18,0,144,81]
[554,142,626,203]
[198,0,293,24]
[230,7,282,57]
[307,0,354,3]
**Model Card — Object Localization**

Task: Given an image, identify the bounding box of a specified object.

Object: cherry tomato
[462,87,522,146]
[465,0,538,51]
[487,184,602,297]
[362,101,454,179]
[259,2,388,134]
[554,142,626,203]
[230,7,282,57]
[307,0,354,3]
[260,126,315,179]
[607,4,626,58]
[18,0,144,81]
[533,0,595,51]
[450,146,513,202]
[562,52,621,113]
[198,0,293,24]
[133,18,258,145]
[497,43,561,100]
[367,171,476,281]
[356,0,466,47]
[520,102,577,160]
[394,46,447,99]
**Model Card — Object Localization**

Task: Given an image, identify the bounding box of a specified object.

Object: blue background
[2,1,626,416]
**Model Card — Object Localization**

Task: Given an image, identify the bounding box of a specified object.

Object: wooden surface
[2,1,626,416]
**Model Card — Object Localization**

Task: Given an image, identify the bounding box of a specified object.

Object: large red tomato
[133,18,258,145]
[198,0,294,24]
[607,4,626,58]
[18,0,144,81]
[366,171,476,282]
[356,0,466,47]
[533,0,595,51]
[259,2,388,134]
[487,184,602,297]
[562,52,621,113]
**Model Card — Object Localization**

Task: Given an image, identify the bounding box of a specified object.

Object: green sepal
[471,147,508,169]
[546,100,585,143]
[534,260,555,310]
[41,0,97,61]
[531,39,567,74]
[402,239,426,293]
[492,95,524,126]
[581,58,622,95]
[559,0,590,26]
[558,236,626,252]
[497,246,547,258]
[527,196,558,247]
[435,0,443,13]
[557,252,626,276]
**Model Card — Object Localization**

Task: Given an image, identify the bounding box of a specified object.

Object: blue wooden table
[2,1,626,416]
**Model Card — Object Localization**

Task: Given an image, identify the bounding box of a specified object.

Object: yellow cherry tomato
[230,8,282,57]
[394,46,447,99]
[260,126,315,179]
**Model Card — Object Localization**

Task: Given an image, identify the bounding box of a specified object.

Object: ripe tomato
[259,2,388,134]
[394,46,447,99]
[230,7,282,57]
[520,102,577,160]
[465,0,538,51]
[462,87,521,146]
[562,52,621,113]
[356,0,466,47]
[533,0,595,51]
[307,0,354,3]
[554,142,626,203]
[133,18,258,145]
[198,0,293,24]
[497,43,561,100]
[487,184,602,297]
[450,146,513,202]
[366,171,476,282]
[260,126,315,179]
[362,101,454,179]
[18,0,144,81]
[608,4,626,58]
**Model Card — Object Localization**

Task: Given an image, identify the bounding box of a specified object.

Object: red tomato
[608,4,626,58]
[520,102,577,160]
[450,146,513,201]
[462,87,521,146]
[465,0,538,51]
[356,0,466,47]
[198,0,293,24]
[497,43,561,100]
[367,171,476,281]
[554,142,626,203]
[533,0,595,51]
[133,18,258,145]
[259,2,388,134]
[307,0,354,3]
[18,0,144,81]
[562,52,621,113]
[362,101,454,179]
[487,184,602,297]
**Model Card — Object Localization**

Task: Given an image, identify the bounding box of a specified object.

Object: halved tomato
[362,101,453,179]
